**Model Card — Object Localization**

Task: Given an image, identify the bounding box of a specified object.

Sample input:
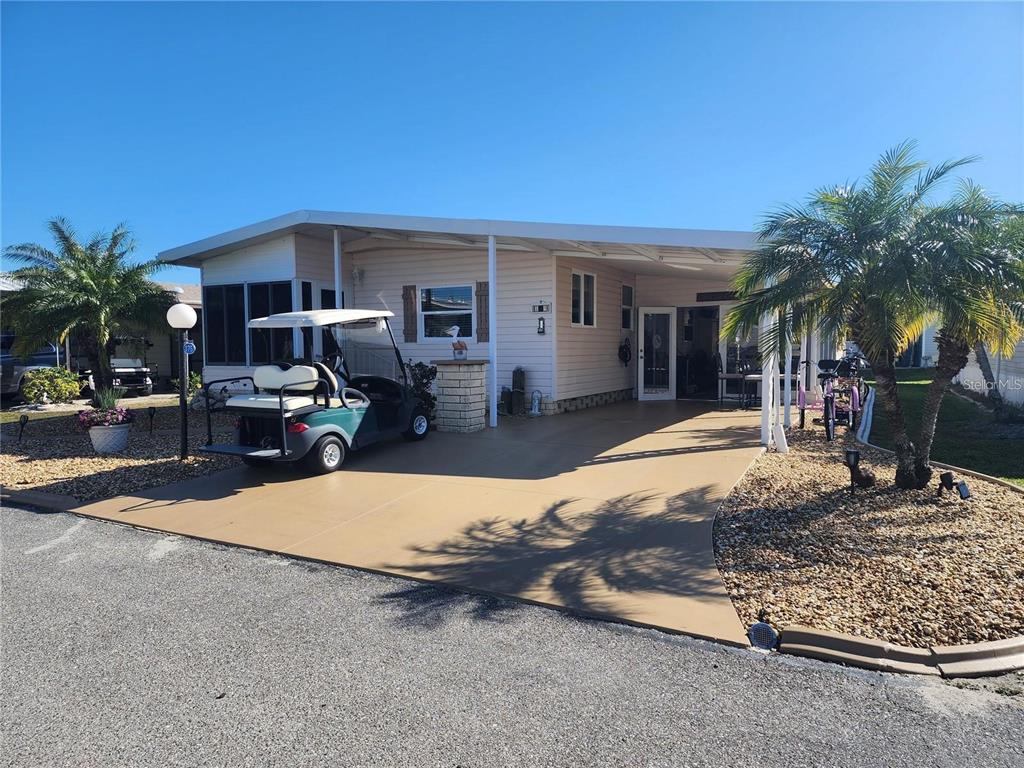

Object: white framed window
[418,284,474,341]
[571,270,596,327]
[621,284,634,330]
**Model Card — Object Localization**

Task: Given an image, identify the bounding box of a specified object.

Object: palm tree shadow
[379,486,725,627]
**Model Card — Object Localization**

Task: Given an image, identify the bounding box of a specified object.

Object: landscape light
[937,470,971,500]
[844,448,860,469]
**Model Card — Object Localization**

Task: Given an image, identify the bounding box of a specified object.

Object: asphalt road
[3,506,1022,768]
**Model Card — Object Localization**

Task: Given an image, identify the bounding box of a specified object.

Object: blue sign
[183,340,197,356]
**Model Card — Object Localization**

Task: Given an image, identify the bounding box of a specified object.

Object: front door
[638,307,676,400]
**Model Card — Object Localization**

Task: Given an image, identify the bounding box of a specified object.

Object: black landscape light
[843,448,861,495]
[844,448,860,469]
[147,406,157,433]
[17,413,29,442]
[937,470,971,500]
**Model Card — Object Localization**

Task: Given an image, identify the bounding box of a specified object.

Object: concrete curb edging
[0,487,80,512]
[779,626,1024,678]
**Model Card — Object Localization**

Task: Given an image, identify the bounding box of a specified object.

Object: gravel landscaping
[0,397,237,501]
[715,429,1024,648]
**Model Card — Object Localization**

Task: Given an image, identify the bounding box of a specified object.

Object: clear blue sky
[3,1,1021,284]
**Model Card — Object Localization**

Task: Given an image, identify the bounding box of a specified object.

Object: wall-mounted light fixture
[352,267,365,286]
[532,301,551,313]
[537,317,546,335]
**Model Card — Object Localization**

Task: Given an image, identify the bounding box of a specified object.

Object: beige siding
[350,246,555,397]
[554,256,636,401]
[635,275,735,307]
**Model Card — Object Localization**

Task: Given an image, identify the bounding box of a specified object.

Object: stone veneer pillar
[432,359,489,433]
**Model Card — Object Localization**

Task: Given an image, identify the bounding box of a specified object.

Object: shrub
[76,387,133,428]
[171,371,203,398]
[21,367,81,404]
[407,361,437,417]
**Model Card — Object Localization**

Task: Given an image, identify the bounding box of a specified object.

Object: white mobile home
[158,211,765,422]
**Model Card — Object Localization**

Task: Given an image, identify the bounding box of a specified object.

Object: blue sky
[3,2,1021,284]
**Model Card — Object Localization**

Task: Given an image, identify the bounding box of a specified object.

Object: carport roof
[158,210,759,270]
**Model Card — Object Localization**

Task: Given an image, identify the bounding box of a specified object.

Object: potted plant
[78,388,133,454]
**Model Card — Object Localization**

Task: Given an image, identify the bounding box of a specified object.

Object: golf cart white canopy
[247,309,394,329]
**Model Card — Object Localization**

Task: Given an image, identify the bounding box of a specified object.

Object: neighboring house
[0,272,203,391]
[896,326,939,368]
[149,282,203,387]
[956,341,1024,407]
[902,321,1024,407]
[157,210,761,421]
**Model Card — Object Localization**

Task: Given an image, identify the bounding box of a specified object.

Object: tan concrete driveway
[74,401,762,645]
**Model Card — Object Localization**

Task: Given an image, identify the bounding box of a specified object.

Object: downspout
[333,228,343,308]
[488,235,498,428]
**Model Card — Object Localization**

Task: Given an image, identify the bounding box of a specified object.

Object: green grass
[868,368,1024,487]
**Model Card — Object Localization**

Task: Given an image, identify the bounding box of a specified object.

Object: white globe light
[166,302,197,330]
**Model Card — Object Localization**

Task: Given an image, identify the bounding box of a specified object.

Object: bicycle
[799,353,867,441]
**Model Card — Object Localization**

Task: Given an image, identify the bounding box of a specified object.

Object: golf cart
[199,309,429,473]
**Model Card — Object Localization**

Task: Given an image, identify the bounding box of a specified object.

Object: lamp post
[166,302,198,460]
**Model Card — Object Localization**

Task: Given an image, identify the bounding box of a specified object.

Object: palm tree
[913,198,1024,481]
[723,142,1016,489]
[2,218,174,394]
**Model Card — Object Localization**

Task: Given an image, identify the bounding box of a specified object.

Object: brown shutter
[402,285,417,343]
[476,281,489,342]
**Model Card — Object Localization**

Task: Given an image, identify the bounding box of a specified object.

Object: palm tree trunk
[869,357,919,488]
[82,334,113,394]
[972,343,1003,405]
[914,331,970,487]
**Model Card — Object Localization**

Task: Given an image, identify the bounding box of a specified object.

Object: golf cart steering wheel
[320,352,344,375]
[340,387,371,408]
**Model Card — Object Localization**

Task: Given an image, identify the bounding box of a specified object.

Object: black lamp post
[166,301,198,460]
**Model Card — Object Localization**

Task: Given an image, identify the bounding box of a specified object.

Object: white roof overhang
[158,210,759,273]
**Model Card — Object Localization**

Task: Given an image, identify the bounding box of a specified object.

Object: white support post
[332,227,343,308]
[760,314,774,446]
[487,235,498,428]
[783,335,793,428]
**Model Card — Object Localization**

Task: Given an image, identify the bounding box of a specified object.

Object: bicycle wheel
[824,394,836,441]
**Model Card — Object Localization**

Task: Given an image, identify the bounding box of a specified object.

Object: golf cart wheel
[306,434,346,474]
[241,456,272,468]
[403,408,430,441]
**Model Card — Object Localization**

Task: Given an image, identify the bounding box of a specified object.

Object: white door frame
[638,307,677,401]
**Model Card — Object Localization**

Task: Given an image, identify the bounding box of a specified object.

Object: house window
[621,285,634,330]
[571,270,596,327]
[203,284,246,365]
[248,282,294,364]
[419,285,473,340]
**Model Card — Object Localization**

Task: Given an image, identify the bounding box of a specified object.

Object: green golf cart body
[198,309,429,473]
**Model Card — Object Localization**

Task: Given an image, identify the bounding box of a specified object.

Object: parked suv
[0,333,62,399]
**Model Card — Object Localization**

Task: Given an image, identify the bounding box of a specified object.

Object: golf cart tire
[306,434,346,474]
[403,407,430,441]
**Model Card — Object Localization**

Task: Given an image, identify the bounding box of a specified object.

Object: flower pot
[88,423,131,454]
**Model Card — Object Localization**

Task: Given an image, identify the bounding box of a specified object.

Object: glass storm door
[638,308,677,400]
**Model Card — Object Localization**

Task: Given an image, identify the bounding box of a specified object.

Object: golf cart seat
[224,364,322,413]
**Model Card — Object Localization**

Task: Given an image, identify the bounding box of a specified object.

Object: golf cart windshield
[325,320,404,382]
[246,309,405,385]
